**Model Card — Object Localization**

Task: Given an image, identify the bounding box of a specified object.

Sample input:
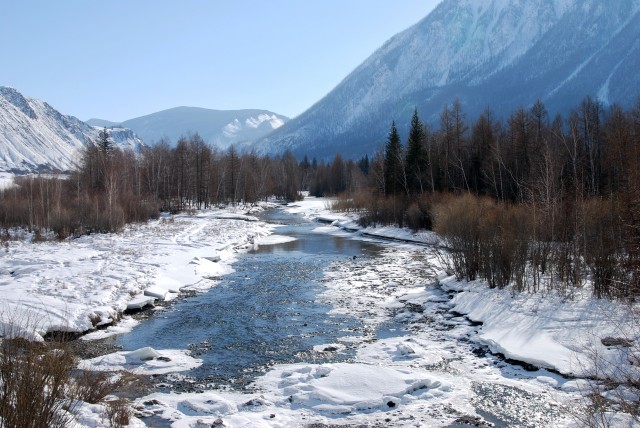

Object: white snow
[264,363,451,413]
[0,207,274,340]
[3,195,637,426]
[126,295,156,311]
[223,118,242,136]
[0,86,143,173]
[245,113,285,130]
[221,114,286,143]
[0,172,15,189]
[80,316,140,341]
[78,347,202,375]
[254,234,297,246]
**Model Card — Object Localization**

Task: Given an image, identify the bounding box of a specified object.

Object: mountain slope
[0,87,144,173]
[107,107,289,148]
[258,0,640,159]
[86,118,121,128]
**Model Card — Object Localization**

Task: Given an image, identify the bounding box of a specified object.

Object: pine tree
[358,155,370,175]
[384,121,404,196]
[405,109,427,194]
[97,127,112,154]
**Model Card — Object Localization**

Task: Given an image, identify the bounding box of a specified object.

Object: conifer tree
[384,121,404,196]
[405,109,427,194]
[358,155,370,175]
[97,127,112,154]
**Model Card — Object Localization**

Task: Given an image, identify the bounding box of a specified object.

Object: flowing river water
[117,209,384,389]
[116,208,572,427]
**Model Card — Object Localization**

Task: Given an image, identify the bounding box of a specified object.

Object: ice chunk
[144,286,169,300]
[127,295,155,310]
[254,235,297,246]
[127,347,161,361]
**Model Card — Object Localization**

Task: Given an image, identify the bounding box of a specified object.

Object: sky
[1,1,442,122]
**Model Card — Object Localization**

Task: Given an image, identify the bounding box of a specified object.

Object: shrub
[0,319,139,427]
[433,194,533,289]
[0,338,75,428]
[433,193,491,281]
[104,397,131,428]
[582,198,627,299]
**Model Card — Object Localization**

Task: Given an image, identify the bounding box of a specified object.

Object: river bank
[118,199,582,427]
[0,206,276,341]
[2,197,637,426]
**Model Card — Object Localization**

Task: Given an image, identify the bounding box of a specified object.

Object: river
[117,209,384,389]
[117,207,574,427]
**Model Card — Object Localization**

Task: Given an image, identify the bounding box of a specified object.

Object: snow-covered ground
[0,207,275,340]
[0,172,14,189]
[1,196,638,427]
[287,197,640,377]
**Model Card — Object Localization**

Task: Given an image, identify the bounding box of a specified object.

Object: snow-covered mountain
[89,107,289,149]
[0,87,144,173]
[258,0,640,158]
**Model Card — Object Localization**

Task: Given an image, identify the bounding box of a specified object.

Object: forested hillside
[2,97,639,302]
[320,97,640,301]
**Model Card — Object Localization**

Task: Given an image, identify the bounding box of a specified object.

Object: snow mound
[261,363,451,414]
[127,346,161,361]
[78,348,202,375]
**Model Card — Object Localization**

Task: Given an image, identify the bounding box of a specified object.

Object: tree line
[0,129,303,238]
[1,97,639,299]
[327,97,640,300]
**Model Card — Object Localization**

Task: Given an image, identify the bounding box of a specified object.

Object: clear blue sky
[1,1,441,122]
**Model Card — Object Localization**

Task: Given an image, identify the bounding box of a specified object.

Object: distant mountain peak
[0,87,144,173]
[111,107,289,149]
[245,113,285,130]
[0,85,38,119]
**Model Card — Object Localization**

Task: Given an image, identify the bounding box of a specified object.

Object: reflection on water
[116,209,381,389]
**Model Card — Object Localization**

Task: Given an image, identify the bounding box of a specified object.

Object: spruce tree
[405,109,427,194]
[97,127,112,154]
[384,121,403,196]
[358,155,370,175]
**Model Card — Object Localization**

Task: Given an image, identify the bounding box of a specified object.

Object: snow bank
[292,196,640,379]
[262,363,451,414]
[79,347,202,375]
[442,276,639,377]
[80,316,139,341]
[287,196,440,245]
[136,363,461,427]
[0,207,274,340]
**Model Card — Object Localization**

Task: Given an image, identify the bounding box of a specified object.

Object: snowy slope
[0,87,144,173]
[95,106,289,149]
[258,0,640,159]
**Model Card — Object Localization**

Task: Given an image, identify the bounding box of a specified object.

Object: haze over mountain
[88,107,289,149]
[0,87,144,174]
[258,0,640,159]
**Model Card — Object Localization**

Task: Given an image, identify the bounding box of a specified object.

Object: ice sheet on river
[253,235,297,246]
